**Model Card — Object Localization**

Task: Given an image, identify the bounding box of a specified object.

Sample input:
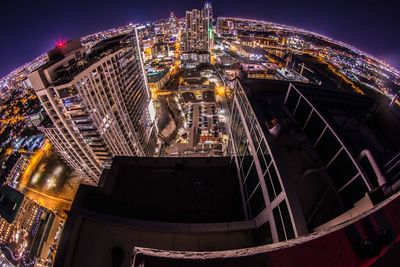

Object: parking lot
[187,103,219,129]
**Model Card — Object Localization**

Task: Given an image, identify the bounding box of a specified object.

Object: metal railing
[384,152,400,182]
[284,84,372,194]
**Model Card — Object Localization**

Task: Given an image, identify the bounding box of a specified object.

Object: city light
[0,3,399,266]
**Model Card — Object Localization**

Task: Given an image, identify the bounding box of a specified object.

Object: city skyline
[1,2,400,265]
[1,0,400,78]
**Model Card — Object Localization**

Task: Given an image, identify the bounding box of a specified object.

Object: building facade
[183,3,213,52]
[28,30,157,184]
[228,80,307,242]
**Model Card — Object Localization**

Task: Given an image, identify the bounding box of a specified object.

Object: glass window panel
[260,139,272,164]
[241,156,253,183]
[279,201,295,240]
[264,170,276,201]
[314,129,341,165]
[252,222,273,245]
[269,164,282,196]
[245,163,260,196]
[326,150,359,190]
[249,186,266,218]
[293,98,312,128]
[257,146,269,174]
[286,90,300,113]
[273,207,286,241]
[250,126,260,149]
[303,112,325,144]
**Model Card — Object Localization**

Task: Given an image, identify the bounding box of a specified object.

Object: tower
[183,2,214,52]
[28,30,158,184]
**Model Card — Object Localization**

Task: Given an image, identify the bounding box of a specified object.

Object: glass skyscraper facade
[28,30,158,184]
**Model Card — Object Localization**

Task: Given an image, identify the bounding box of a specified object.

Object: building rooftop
[40,34,129,86]
[0,186,24,223]
[238,78,400,220]
[238,79,346,228]
[241,63,266,71]
[54,157,254,267]
[182,70,202,80]
[241,46,267,56]
[147,68,170,83]
[242,79,394,221]
[93,157,244,223]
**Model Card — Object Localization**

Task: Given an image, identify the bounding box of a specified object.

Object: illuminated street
[23,150,79,215]
[5,138,79,216]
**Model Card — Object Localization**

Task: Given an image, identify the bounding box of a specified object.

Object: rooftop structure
[240,63,278,79]
[228,78,400,234]
[54,157,262,267]
[0,186,24,224]
[146,68,170,84]
[53,152,400,267]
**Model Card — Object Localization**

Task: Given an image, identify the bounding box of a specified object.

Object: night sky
[1,0,399,78]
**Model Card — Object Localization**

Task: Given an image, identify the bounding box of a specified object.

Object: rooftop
[54,157,254,267]
[238,78,400,221]
[0,186,24,223]
[147,68,170,83]
[182,70,202,79]
[92,157,244,223]
[241,46,267,56]
[42,34,129,86]
[238,79,345,228]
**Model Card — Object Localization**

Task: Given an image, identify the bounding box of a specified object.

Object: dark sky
[1,0,399,78]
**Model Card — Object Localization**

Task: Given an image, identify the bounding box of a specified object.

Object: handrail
[384,152,400,168]
[386,160,400,175]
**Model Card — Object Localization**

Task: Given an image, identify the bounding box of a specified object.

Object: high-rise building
[204,2,213,22]
[204,2,214,50]
[183,2,213,52]
[28,30,158,184]
[168,12,178,34]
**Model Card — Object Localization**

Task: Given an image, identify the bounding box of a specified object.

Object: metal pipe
[358,149,387,187]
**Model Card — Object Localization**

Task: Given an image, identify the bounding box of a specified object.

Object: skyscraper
[204,2,214,50]
[28,30,158,184]
[168,12,178,34]
[183,2,213,52]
